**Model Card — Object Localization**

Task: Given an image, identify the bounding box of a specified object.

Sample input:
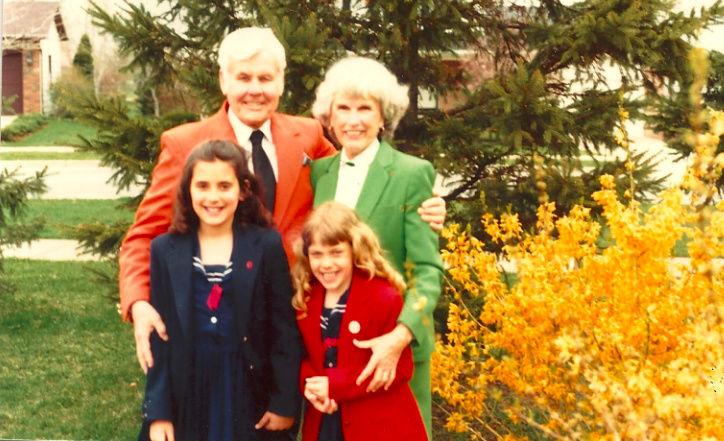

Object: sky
[675,0,723,52]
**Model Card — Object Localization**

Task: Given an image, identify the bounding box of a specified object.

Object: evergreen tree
[0,168,45,292]
[646,49,724,191]
[72,34,95,79]
[78,0,722,255]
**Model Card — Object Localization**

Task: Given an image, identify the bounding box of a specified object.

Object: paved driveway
[2,159,144,199]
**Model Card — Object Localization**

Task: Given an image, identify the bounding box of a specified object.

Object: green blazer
[311,141,443,361]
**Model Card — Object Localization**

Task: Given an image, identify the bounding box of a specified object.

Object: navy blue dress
[316,289,349,441]
[189,254,255,441]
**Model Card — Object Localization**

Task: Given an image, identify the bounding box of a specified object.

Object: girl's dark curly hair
[170,140,272,234]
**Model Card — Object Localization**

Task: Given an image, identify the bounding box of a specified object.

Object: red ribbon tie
[207,283,223,311]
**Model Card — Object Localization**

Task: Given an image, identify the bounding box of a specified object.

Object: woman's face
[329,94,384,160]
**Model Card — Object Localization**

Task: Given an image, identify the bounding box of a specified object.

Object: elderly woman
[310,56,443,438]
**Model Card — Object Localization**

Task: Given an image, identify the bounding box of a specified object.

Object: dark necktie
[250,130,276,212]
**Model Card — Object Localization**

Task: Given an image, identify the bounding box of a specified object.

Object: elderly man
[120,26,444,437]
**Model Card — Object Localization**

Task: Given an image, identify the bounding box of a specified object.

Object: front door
[2,51,23,115]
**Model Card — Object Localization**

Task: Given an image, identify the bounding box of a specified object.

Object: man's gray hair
[312,56,410,136]
[217,27,287,73]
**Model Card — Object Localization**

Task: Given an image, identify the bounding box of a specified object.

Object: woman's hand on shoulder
[149,420,174,441]
[353,323,413,392]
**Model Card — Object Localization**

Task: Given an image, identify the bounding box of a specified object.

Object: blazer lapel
[167,234,194,342]
[211,101,238,141]
[337,272,370,350]
[354,142,394,219]
[270,113,302,228]
[230,227,261,335]
[313,154,341,205]
[301,283,326,365]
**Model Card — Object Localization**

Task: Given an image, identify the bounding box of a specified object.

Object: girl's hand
[313,397,338,414]
[149,420,174,441]
[304,376,330,400]
[304,386,338,414]
[318,398,338,414]
[304,376,337,413]
[255,411,294,430]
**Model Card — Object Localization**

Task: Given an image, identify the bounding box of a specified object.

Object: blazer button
[243,336,248,342]
[249,364,254,371]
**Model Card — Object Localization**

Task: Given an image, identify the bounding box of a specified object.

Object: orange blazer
[118,102,336,320]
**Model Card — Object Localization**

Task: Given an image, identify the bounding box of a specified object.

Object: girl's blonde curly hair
[292,201,406,315]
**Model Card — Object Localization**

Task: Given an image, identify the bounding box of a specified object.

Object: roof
[3,1,68,42]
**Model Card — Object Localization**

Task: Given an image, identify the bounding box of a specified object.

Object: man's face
[219,52,283,128]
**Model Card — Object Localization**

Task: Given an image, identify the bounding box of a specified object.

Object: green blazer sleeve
[393,158,443,361]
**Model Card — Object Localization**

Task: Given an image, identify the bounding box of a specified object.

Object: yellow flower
[599,174,615,189]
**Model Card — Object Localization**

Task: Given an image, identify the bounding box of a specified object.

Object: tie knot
[250,130,264,145]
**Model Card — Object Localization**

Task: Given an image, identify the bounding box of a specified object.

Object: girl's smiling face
[190,159,241,232]
[307,239,354,297]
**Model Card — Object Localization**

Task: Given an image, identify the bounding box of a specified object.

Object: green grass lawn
[0,259,465,440]
[0,259,143,439]
[26,199,135,239]
[1,118,97,147]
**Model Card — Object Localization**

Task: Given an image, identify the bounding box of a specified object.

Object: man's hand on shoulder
[131,300,168,373]
[418,195,446,232]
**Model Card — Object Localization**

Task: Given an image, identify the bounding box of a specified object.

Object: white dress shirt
[334,139,380,209]
[227,111,279,181]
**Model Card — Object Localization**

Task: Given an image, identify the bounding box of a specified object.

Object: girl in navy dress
[139,140,301,441]
[292,202,427,441]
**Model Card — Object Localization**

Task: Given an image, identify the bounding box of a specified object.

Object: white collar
[340,139,380,168]
[227,109,273,144]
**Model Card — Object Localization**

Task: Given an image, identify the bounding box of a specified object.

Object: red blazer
[297,272,428,441]
[118,102,336,320]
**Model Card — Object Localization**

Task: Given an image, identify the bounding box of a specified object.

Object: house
[2,1,68,115]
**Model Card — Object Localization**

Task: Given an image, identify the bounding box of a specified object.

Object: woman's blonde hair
[292,202,406,314]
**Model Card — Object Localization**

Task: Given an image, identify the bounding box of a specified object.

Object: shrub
[435,184,723,439]
[0,113,48,141]
[432,50,724,440]
[73,33,95,79]
[49,68,96,118]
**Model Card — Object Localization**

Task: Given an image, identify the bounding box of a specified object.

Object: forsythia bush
[433,51,723,440]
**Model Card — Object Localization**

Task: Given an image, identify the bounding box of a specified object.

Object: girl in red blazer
[292,202,428,441]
